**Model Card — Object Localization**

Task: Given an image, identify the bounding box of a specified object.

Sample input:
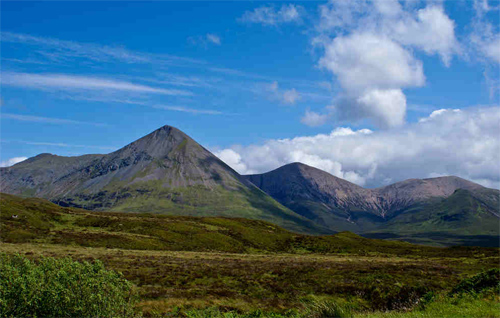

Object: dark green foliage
[0,253,138,318]
[450,268,500,295]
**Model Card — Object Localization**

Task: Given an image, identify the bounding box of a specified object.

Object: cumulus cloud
[240,4,303,26]
[482,36,500,63]
[389,6,459,66]
[301,109,329,127]
[215,106,500,189]
[418,108,461,122]
[261,81,301,105]
[314,0,459,128]
[0,157,28,167]
[282,89,301,104]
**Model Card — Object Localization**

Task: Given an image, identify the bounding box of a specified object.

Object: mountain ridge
[244,162,499,238]
[2,126,498,244]
[0,125,329,235]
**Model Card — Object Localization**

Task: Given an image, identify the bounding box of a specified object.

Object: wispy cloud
[188,33,222,48]
[0,113,107,127]
[240,4,303,26]
[206,34,221,45]
[1,139,116,151]
[55,94,225,115]
[256,81,302,105]
[1,72,193,96]
[152,105,224,115]
[1,31,204,66]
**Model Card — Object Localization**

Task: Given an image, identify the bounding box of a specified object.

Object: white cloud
[1,140,116,151]
[419,108,461,122]
[1,31,203,66]
[1,72,192,96]
[355,88,407,127]
[0,113,107,126]
[0,157,28,167]
[317,32,423,127]
[188,34,222,48]
[482,34,500,64]
[319,32,425,93]
[206,34,221,45]
[215,106,500,189]
[314,1,459,128]
[240,4,303,26]
[152,105,223,115]
[301,109,329,127]
[282,89,301,104]
[261,81,301,105]
[390,6,459,66]
[214,149,251,174]
[469,0,500,65]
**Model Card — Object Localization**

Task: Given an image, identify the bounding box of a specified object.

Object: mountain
[246,163,500,245]
[0,126,329,235]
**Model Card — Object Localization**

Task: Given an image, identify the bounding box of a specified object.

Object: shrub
[0,253,139,317]
[450,268,500,296]
[302,298,353,318]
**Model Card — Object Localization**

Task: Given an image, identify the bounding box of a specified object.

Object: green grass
[2,192,499,258]
[56,181,329,235]
[1,192,499,317]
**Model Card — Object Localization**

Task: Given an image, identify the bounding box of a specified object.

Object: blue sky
[1,1,499,188]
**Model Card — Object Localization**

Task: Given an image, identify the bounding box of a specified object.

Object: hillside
[0,126,328,235]
[4,192,497,254]
[1,192,499,317]
[246,163,500,245]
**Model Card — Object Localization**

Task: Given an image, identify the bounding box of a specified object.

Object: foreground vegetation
[0,254,138,317]
[1,243,498,317]
[1,193,499,317]
[2,193,498,257]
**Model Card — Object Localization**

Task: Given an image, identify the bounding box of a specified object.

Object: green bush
[450,268,500,296]
[0,253,139,317]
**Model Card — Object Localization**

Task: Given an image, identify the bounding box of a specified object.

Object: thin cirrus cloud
[0,72,193,96]
[152,105,224,115]
[1,139,116,151]
[1,113,107,127]
[1,31,204,66]
[57,96,226,116]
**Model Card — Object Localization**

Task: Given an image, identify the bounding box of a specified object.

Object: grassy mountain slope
[0,126,328,235]
[4,192,498,254]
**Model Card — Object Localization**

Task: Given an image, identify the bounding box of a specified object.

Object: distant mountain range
[246,163,500,246]
[1,125,499,246]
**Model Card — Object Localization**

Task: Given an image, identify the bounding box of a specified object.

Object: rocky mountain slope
[246,163,499,243]
[0,126,329,234]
